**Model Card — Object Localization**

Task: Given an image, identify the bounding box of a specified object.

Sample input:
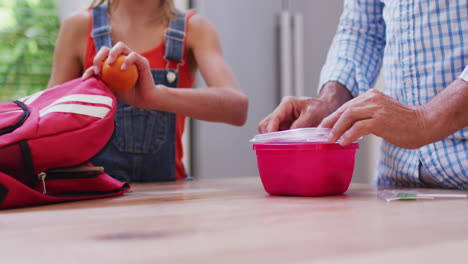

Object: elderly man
[259,0,468,189]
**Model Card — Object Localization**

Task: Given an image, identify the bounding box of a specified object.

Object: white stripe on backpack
[0,110,24,116]
[49,94,113,108]
[39,104,111,118]
[20,90,46,105]
[39,94,113,119]
[42,94,113,110]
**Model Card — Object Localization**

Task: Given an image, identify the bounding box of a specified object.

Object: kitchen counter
[1,177,467,264]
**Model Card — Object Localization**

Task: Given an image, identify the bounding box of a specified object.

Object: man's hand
[258,81,353,133]
[320,77,468,149]
[319,89,430,149]
[258,96,334,133]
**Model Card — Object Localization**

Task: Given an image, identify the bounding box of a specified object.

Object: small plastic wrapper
[378,189,468,202]
[250,128,333,143]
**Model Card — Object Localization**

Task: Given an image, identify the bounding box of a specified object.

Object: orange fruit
[101,55,138,92]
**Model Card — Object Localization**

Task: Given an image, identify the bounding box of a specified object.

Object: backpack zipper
[36,166,104,195]
[37,172,47,194]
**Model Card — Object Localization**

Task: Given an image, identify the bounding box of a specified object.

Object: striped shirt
[319,0,468,189]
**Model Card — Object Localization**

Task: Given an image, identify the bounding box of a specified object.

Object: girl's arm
[48,11,88,88]
[84,15,248,126]
[157,14,248,126]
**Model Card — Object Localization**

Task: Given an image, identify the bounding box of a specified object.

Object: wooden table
[1,177,467,264]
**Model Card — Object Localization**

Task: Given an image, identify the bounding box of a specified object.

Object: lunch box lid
[252,142,359,150]
[250,128,345,144]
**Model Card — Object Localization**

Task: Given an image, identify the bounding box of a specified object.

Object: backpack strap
[164,12,188,63]
[0,184,8,205]
[19,141,35,188]
[91,5,113,50]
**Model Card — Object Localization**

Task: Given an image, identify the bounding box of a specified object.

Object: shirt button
[401,22,409,30]
[405,78,413,86]
[166,71,177,83]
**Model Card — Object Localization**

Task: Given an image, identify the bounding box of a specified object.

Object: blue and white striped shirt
[319,0,468,189]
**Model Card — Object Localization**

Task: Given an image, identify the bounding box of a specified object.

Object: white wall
[59,0,91,21]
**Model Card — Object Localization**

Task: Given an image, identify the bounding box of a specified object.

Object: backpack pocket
[0,101,29,136]
[35,165,123,196]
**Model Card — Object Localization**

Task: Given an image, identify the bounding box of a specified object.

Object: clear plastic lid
[250,128,334,144]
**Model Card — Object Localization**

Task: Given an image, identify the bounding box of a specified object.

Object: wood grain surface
[1,177,467,264]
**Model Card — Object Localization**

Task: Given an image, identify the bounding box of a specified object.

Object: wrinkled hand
[258,82,352,133]
[319,89,429,149]
[258,96,337,133]
[82,41,161,109]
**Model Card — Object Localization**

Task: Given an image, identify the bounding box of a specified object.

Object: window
[0,0,59,102]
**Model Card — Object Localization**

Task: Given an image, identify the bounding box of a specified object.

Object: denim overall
[91,5,186,182]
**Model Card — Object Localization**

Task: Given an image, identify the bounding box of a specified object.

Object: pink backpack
[0,77,130,209]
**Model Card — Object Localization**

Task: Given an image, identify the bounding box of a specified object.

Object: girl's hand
[82,41,158,108]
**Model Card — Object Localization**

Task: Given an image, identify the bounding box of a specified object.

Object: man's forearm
[319,81,354,110]
[422,78,468,143]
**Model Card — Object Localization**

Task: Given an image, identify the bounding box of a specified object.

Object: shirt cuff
[318,58,359,97]
[459,65,468,83]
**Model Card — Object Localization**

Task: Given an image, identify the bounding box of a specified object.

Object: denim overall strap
[91,5,113,50]
[164,13,187,63]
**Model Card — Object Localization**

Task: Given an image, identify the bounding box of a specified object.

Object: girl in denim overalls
[48,0,248,182]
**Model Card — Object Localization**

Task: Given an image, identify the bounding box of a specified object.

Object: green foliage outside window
[0,0,60,102]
